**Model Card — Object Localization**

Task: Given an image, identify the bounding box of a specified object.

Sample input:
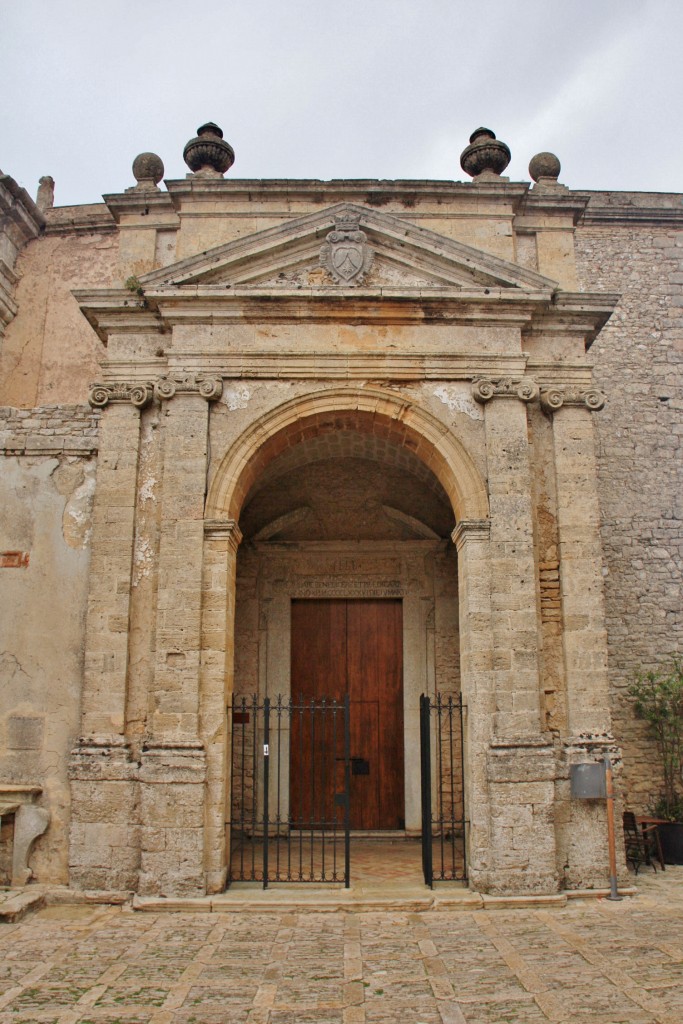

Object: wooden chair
[623,811,664,873]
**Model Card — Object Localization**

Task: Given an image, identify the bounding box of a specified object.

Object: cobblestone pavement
[2,870,683,1024]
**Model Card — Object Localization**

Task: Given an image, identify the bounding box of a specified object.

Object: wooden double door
[290,599,405,830]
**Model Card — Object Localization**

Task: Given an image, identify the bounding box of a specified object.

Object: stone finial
[529,151,561,183]
[36,175,55,211]
[131,152,164,191]
[183,122,235,177]
[460,127,511,179]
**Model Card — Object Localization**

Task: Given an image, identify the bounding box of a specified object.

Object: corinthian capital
[154,373,223,402]
[472,377,539,404]
[88,381,154,409]
[540,387,606,414]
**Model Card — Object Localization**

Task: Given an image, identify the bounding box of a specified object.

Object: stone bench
[0,786,50,886]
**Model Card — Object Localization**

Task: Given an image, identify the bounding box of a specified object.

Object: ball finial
[529,152,561,183]
[132,152,164,190]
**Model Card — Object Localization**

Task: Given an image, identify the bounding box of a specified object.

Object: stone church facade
[0,124,681,896]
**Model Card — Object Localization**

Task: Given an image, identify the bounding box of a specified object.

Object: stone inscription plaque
[293,578,403,598]
[293,557,400,576]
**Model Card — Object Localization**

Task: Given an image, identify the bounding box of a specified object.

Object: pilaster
[452,520,494,886]
[148,373,222,742]
[541,386,625,888]
[454,516,558,894]
[540,387,610,734]
[138,373,222,896]
[80,384,153,739]
[200,519,242,894]
[68,382,151,891]
[473,377,543,738]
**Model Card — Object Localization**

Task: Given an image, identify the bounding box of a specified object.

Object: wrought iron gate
[420,693,467,886]
[228,694,351,887]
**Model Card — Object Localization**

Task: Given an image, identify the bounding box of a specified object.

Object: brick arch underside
[206,388,489,524]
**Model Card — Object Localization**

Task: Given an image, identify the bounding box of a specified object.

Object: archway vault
[205,386,489,524]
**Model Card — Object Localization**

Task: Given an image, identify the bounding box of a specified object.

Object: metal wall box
[570,762,607,799]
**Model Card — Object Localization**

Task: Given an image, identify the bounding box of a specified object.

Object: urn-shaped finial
[460,127,511,179]
[183,122,235,176]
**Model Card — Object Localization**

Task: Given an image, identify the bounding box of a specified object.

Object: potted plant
[629,657,683,864]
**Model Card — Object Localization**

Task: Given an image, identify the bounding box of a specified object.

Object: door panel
[290,599,404,830]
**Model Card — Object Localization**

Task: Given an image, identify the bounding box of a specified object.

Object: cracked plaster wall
[0,232,117,409]
[0,452,95,882]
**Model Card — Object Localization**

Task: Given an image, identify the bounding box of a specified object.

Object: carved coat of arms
[320,213,373,285]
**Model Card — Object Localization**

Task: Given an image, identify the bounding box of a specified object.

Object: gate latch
[351,757,370,776]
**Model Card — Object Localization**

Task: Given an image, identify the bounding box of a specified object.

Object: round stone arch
[201,386,490,889]
[206,385,489,523]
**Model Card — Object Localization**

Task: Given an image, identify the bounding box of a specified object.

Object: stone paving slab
[0,870,682,1022]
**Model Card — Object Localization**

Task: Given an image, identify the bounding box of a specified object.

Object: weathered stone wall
[0,405,98,882]
[576,203,683,813]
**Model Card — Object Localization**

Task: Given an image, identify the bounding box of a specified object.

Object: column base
[475,736,560,895]
[559,735,629,890]
[68,738,139,891]
[138,742,207,897]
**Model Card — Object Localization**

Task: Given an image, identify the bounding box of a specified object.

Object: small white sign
[263,744,269,757]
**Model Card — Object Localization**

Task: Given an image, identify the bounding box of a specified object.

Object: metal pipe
[604,754,622,901]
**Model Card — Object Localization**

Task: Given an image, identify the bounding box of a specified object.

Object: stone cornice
[103,190,177,224]
[161,177,532,211]
[581,205,683,227]
[0,174,45,332]
[102,352,531,382]
[76,286,616,352]
[522,292,619,351]
[517,189,590,226]
[74,290,163,344]
[148,290,551,328]
[0,174,45,244]
[44,205,117,236]
[77,288,558,342]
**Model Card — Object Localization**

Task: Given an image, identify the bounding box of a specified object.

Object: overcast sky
[2,0,681,207]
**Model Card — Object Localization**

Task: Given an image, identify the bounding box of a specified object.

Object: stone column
[542,386,625,888]
[473,377,544,738]
[452,520,494,887]
[68,381,152,891]
[469,378,558,894]
[541,389,611,734]
[138,373,222,897]
[201,519,242,894]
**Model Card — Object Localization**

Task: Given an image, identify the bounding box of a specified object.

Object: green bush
[629,657,683,821]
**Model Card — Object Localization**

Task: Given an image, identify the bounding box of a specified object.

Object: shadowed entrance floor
[226,836,464,890]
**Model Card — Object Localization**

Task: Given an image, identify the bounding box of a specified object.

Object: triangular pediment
[139,203,557,296]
